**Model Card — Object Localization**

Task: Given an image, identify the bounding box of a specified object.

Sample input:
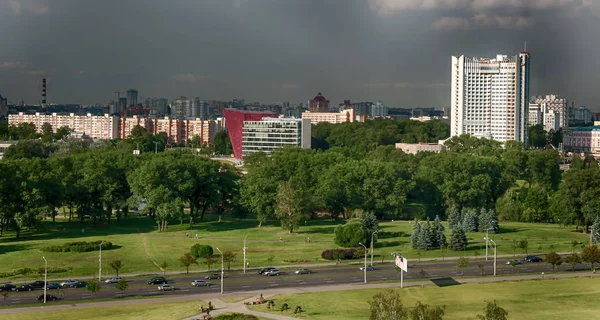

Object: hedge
[41,240,113,253]
[321,248,358,260]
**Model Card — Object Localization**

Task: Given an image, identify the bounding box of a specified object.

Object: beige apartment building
[301,108,355,124]
[9,112,119,140]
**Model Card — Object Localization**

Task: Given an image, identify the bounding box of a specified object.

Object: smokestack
[41,78,47,112]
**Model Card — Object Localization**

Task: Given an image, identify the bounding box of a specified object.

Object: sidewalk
[1,270,596,318]
[15,251,574,283]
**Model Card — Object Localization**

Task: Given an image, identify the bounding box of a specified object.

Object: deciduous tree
[545,252,563,272]
[477,301,508,320]
[180,253,198,274]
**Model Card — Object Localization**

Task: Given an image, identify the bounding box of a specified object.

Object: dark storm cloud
[0,0,598,110]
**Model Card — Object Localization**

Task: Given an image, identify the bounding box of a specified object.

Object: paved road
[2,255,593,307]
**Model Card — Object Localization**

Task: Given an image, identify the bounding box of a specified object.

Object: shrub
[191,244,214,259]
[41,241,113,253]
[213,313,259,320]
[334,219,367,247]
[321,248,358,260]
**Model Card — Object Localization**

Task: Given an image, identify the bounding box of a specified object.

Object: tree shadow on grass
[0,244,31,255]
[498,227,519,234]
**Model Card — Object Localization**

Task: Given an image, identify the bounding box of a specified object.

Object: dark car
[204,274,221,280]
[147,277,167,285]
[37,294,60,302]
[31,280,47,288]
[0,284,16,292]
[46,283,61,290]
[258,267,276,275]
[524,255,543,263]
[71,281,87,288]
[15,285,35,292]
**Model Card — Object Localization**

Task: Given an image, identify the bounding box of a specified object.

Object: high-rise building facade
[371,101,388,117]
[308,92,330,112]
[575,106,592,124]
[126,89,138,107]
[0,94,7,119]
[451,52,531,143]
[9,112,119,140]
[242,117,311,157]
[223,109,276,159]
[529,95,568,129]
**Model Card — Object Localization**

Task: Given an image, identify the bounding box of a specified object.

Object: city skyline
[0,0,599,109]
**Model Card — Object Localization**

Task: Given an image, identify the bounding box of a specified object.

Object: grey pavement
[1,270,597,319]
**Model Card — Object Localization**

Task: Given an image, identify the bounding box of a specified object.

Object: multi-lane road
[2,258,593,306]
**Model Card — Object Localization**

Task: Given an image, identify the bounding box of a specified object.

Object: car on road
[505,259,522,265]
[0,284,16,292]
[15,285,35,292]
[71,281,87,288]
[147,277,167,285]
[37,294,60,302]
[258,267,276,275]
[104,277,122,284]
[295,268,312,274]
[523,255,543,263]
[30,280,47,288]
[60,280,79,287]
[46,283,61,290]
[192,280,211,287]
[157,284,176,291]
[264,269,281,276]
[204,273,221,280]
[360,265,376,271]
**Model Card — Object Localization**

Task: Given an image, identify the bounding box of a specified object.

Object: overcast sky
[0,0,598,109]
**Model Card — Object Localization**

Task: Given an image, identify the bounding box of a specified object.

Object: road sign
[395,255,408,272]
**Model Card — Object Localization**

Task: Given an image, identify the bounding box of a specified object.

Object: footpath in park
[1,271,597,319]
[19,251,574,283]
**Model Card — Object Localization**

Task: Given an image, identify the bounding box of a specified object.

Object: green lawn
[3,300,202,320]
[250,277,600,319]
[0,215,589,280]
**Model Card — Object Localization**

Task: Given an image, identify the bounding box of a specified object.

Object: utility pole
[216,247,224,294]
[42,256,47,304]
[370,230,378,266]
[485,237,497,276]
[153,141,158,154]
[243,235,248,274]
[359,242,367,284]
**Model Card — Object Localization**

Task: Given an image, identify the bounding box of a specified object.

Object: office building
[242,117,311,157]
[170,97,191,119]
[118,97,128,114]
[451,52,531,143]
[126,89,138,107]
[302,109,355,125]
[309,92,330,112]
[528,101,561,132]
[371,101,388,117]
[563,126,600,157]
[9,112,119,140]
[529,95,569,128]
[575,106,592,124]
[223,109,276,159]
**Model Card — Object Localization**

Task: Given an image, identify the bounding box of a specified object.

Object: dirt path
[141,235,163,272]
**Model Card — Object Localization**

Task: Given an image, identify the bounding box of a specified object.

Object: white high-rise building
[451,52,530,143]
[529,95,568,128]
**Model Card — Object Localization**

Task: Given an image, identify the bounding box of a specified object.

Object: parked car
[37,294,60,302]
[360,265,376,271]
[295,268,312,274]
[523,255,543,263]
[15,285,35,292]
[505,260,522,265]
[264,269,281,276]
[0,284,16,292]
[46,283,61,290]
[258,267,276,275]
[104,277,122,284]
[157,284,176,291]
[147,277,167,285]
[192,280,211,287]
[204,274,221,280]
[60,280,79,287]
[72,281,87,288]
[30,280,47,288]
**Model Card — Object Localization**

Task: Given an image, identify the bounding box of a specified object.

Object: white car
[192,280,211,287]
[104,277,122,284]
[264,269,281,276]
[60,280,78,287]
[157,284,176,291]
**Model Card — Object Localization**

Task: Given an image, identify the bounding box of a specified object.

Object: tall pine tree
[418,219,433,250]
[411,219,421,249]
[434,215,446,247]
[448,206,462,230]
[479,208,499,234]
[592,216,600,245]
[462,208,478,232]
[449,224,468,251]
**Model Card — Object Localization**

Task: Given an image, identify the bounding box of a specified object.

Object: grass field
[3,300,202,320]
[250,277,600,319]
[0,214,589,280]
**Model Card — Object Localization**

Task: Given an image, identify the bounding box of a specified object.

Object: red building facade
[223,109,275,159]
[309,92,330,112]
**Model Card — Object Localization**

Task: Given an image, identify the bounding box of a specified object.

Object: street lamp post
[243,235,248,274]
[359,242,367,284]
[484,237,497,276]
[216,247,224,294]
[42,256,47,304]
[485,228,493,261]
[370,231,378,266]
[98,240,105,281]
[153,141,159,153]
